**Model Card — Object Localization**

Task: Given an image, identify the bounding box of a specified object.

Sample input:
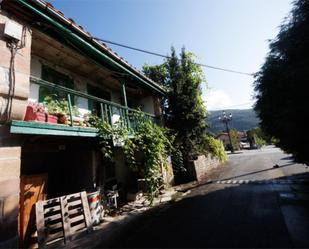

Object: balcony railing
[30,76,160,131]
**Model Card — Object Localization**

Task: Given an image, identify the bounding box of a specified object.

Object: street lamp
[219,111,234,153]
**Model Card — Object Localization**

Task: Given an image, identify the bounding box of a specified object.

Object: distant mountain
[207,109,260,134]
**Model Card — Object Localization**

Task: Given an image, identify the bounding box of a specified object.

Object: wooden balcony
[10,77,161,138]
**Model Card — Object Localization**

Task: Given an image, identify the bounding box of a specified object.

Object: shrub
[201,135,227,162]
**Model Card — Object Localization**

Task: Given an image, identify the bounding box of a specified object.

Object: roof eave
[15,0,166,95]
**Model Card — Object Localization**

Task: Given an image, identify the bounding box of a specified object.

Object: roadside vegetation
[88,47,227,200]
[254,0,309,164]
[144,47,227,182]
[246,127,271,148]
[200,136,228,162]
[87,113,174,204]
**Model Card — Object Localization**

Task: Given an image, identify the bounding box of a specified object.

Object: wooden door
[19,174,48,247]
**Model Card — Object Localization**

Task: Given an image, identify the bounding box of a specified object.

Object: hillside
[207,109,260,134]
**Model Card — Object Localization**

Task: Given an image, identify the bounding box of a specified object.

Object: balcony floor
[10,120,99,137]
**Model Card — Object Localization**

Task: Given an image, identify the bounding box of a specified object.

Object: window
[87,84,111,115]
[126,97,140,109]
[39,66,74,103]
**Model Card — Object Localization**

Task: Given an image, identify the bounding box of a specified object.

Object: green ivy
[85,114,129,160]
[87,112,174,205]
[130,118,174,204]
[200,135,227,163]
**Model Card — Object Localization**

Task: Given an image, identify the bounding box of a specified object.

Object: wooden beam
[60,196,71,243]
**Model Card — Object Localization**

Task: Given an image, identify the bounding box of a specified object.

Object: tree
[143,47,207,179]
[254,0,309,164]
[246,127,268,148]
[229,129,239,151]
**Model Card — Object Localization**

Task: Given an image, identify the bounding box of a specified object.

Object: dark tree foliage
[254,0,309,164]
[143,47,207,176]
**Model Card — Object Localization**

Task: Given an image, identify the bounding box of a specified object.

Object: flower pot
[68,116,85,126]
[24,105,46,122]
[46,114,58,124]
[57,113,68,124]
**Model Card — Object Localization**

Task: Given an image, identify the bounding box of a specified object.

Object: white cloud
[203,90,233,110]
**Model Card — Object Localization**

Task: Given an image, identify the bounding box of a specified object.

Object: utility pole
[219,111,234,153]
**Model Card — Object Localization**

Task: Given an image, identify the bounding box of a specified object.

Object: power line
[93,37,254,77]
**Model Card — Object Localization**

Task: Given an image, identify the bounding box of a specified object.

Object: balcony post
[121,80,128,108]
[100,103,105,122]
[121,80,130,128]
[67,94,74,127]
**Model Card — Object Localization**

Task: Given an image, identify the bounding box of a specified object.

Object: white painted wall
[29,56,41,102]
[139,96,155,115]
[29,55,158,119]
[29,55,122,116]
[74,77,89,116]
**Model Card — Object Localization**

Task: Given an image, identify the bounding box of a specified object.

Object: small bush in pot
[44,95,80,124]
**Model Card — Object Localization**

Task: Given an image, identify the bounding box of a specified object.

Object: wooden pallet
[35,191,93,248]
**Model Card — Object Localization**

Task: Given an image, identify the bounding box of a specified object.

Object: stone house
[216,131,247,150]
[0,0,172,247]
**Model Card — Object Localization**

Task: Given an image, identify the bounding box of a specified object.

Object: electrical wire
[93,37,254,77]
[3,26,27,123]
[34,21,253,78]
[5,42,18,122]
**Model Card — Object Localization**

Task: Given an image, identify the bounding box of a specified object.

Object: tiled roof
[24,0,165,93]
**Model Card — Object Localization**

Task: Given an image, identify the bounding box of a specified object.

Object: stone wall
[0,10,30,247]
[0,126,22,248]
[0,10,32,123]
[192,154,222,184]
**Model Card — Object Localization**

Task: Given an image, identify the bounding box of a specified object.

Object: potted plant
[24,101,58,124]
[44,96,69,124]
[24,102,46,122]
[44,95,83,125]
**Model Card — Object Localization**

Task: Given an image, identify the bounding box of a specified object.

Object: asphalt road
[114,146,309,248]
[222,146,308,181]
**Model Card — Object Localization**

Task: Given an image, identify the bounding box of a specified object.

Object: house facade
[216,131,247,150]
[0,0,172,247]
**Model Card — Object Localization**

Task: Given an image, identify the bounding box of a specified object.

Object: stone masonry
[192,154,222,184]
[0,9,32,248]
[0,10,32,123]
[0,142,21,248]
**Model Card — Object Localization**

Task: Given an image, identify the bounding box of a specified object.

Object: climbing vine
[127,116,174,204]
[86,113,174,204]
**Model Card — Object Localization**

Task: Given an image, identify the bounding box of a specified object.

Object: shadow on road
[112,172,309,248]
[218,162,296,181]
[281,156,295,161]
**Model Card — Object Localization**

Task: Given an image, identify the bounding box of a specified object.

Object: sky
[49,0,292,110]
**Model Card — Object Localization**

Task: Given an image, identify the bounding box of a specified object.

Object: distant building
[216,131,247,150]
